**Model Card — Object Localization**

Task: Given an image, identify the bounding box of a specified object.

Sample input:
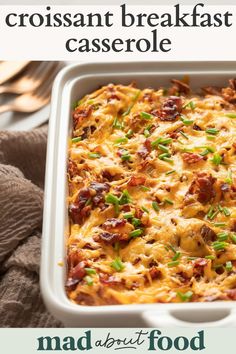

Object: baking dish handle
[142,309,236,327]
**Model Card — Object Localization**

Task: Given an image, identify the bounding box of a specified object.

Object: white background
[0,4,235,61]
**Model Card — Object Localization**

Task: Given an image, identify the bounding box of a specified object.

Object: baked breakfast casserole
[66,79,236,306]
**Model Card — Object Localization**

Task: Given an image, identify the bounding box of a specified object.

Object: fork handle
[0,105,11,114]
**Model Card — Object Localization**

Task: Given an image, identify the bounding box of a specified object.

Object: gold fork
[0,63,63,114]
[0,61,58,94]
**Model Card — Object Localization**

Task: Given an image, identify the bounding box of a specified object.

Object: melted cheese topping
[66,81,236,306]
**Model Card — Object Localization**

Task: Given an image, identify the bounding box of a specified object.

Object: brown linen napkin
[0,127,62,327]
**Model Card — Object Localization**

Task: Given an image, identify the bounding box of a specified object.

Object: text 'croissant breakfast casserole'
[66,79,236,306]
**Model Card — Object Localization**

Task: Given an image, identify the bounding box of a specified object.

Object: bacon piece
[73,107,92,129]
[193,258,208,267]
[68,159,79,179]
[108,93,120,102]
[222,80,236,104]
[192,258,208,276]
[200,225,217,243]
[168,131,179,139]
[71,261,87,280]
[187,172,216,204]
[225,289,236,300]
[69,187,92,224]
[192,123,202,131]
[231,221,236,232]
[76,292,95,305]
[138,139,152,159]
[69,202,90,224]
[67,250,83,269]
[128,175,146,186]
[102,218,126,230]
[171,79,190,94]
[99,232,119,244]
[99,274,122,286]
[90,182,109,193]
[153,96,182,122]
[220,183,230,192]
[182,152,204,164]
[135,207,144,219]
[149,267,161,280]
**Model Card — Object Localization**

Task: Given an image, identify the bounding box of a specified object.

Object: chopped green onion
[180,115,194,126]
[168,260,180,267]
[172,252,181,261]
[140,111,153,120]
[177,291,193,302]
[187,256,198,260]
[85,198,92,206]
[123,213,133,219]
[225,170,233,185]
[200,149,210,156]
[88,152,101,159]
[205,146,215,153]
[106,193,119,205]
[110,257,125,272]
[130,229,143,238]
[231,233,236,244]
[144,129,150,138]
[209,209,219,220]
[151,137,172,148]
[158,144,170,153]
[163,157,174,164]
[84,275,93,286]
[122,90,140,116]
[218,204,224,212]
[214,222,226,227]
[225,113,236,118]
[126,129,133,138]
[179,131,189,140]
[165,170,176,176]
[164,198,174,205]
[217,232,228,242]
[225,261,233,271]
[112,116,123,130]
[105,193,120,215]
[181,117,194,126]
[211,153,222,166]
[158,153,171,160]
[71,137,82,143]
[119,190,132,205]
[183,101,196,110]
[167,244,176,254]
[114,137,128,145]
[132,218,141,227]
[152,201,160,212]
[85,268,96,275]
[207,135,216,141]
[121,153,131,161]
[140,185,150,192]
[206,128,219,135]
[205,255,215,260]
[212,241,228,251]
[207,206,215,219]
[141,206,149,214]
[222,207,231,217]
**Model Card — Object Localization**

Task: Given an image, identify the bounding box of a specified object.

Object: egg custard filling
[66,79,236,306]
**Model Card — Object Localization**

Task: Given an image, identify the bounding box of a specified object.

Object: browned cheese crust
[66,79,236,305]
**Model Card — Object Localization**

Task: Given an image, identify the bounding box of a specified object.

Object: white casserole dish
[41,61,236,327]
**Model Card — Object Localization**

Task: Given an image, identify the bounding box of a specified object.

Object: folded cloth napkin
[0,127,62,327]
